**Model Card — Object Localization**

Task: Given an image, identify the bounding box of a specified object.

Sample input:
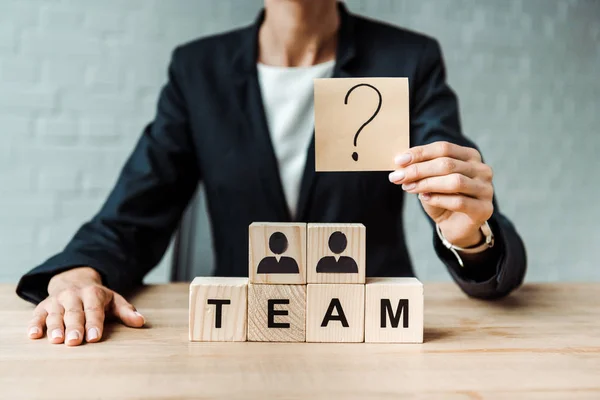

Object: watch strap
[436,221,495,267]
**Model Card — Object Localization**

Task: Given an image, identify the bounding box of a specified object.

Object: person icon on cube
[257,231,300,274]
[316,231,359,273]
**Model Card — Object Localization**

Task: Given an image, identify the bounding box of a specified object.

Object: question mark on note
[344,83,382,161]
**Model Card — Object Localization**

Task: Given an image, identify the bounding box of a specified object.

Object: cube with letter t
[365,278,424,343]
[189,277,248,342]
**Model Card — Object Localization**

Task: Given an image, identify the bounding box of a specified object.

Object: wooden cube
[307,223,366,284]
[247,284,306,342]
[189,277,248,342]
[249,222,307,284]
[365,278,424,343]
[306,284,365,343]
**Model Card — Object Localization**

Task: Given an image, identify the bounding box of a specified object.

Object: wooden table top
[0,283,599,399]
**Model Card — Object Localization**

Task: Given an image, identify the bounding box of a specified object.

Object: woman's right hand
[27,267,145,346]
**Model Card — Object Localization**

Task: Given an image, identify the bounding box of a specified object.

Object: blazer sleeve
[410,38,527,299]
[16,47,200,304]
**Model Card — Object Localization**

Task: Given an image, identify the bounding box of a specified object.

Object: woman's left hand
[389,141,494,248]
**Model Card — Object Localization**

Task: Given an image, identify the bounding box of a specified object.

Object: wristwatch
[436,221,495,268]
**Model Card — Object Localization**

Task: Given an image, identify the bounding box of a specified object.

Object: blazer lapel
[230,11,292,222]
[295,3,358,221]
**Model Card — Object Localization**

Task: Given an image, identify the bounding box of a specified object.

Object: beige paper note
[314,77,409,171]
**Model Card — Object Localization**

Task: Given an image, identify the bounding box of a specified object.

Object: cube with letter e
[247,284,306,342]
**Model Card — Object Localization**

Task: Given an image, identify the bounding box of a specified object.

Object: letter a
[321,298,349,327]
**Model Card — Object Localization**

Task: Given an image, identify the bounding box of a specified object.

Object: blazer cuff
[16,251,137,305]
[433,214,526,299]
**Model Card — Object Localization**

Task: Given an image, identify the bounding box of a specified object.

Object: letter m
[380,299,409,328]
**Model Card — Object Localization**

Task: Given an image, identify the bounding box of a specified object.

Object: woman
[18,0,526,346]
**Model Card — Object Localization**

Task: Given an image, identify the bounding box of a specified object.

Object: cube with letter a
[365,277,424,343]
[189,277,248,342]
[306,284,365,343]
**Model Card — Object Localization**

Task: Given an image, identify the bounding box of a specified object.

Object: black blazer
[17,4,526,304]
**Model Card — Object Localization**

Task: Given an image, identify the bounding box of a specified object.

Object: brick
[38,219,85,248]
[85,63,124,92]
[20,31,106,58]
[24,146,126,170]
[0,84,56,111]
[125,63,165,88]
[36,166,81,192]
[0,25,16,51]
[137,89,160,115]
[117,118,152,142]
[0,2,39,29]
[106,42,171,67]
[0,167,34,193]
[0,115,32,138]
[81,167,121,193]
[60,0,146,12]
[36,116,79,142]
[0,225,36,246]
[0,246,41,277]
[0,198,55,222]
[0,58,39,84]
[41,60,87,86]
[127,13,166,41]
[84,12,126,33]
[0,146,12,167]
[80,118,120,142]
[151,0,205,17]
[60,89,137,115]
[39,6,84,30]
[56,198,105,221]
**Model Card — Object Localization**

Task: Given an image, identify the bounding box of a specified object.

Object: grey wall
[0,0,598,284]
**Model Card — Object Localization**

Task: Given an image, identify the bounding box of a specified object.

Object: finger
[402,173,493,199]
[59,290,85,346]
[395,142,482,166]
[419,193,493,221]
[81,286,108,343]
[45,299,65,344]
[111,293,145,328]
[390,158,481,184]
[28,306,48,340]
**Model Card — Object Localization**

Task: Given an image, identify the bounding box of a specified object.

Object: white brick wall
[0,0,598,284]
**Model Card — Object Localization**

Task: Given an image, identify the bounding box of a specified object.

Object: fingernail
[28,327,40,337]
[51,329,63,340]
[87,328,99,341]
[402,183,416,191]
[66,330,80,342]
[388,170,405,183]
[394,153,412,166]
[420,193,431,201]
[134,311,145,324]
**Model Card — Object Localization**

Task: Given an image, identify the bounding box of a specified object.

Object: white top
[257,60,335,218]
